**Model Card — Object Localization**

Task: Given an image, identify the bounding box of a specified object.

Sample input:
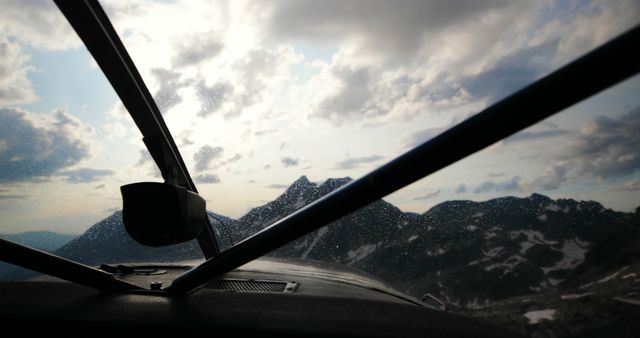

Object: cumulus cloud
[172,33,223,68]
[194,173,221,184]
[312,64,383,123]
[264,0,516,62]
[215,153,242,168]
[193,145,224,172]
[0,0,80,50]
[335,155,384,170]
[413,189,441,200]
[461,41,558,104]
[532,108,640,190]
[151,68,185,111]
[0,108,92,182]
[281,157,299,167]
[58,168,114,183]
[455,184,467,193]
[474,176,521,194]
[564,109,640,179]
[196,80,234,117]
[0,36,37,106]
[531,164,567,191]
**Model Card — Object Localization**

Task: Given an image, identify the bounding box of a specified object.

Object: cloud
[403,126,448,149]
[136,149,153,166]
[254,129,277,137]
[196,80,234,117]
[216,153,242,168]
[531,108,640,191]
[455,184,466,193]
[281,157,299,167]
[335,155,384,170]
[194,174,221,184]
[151,68,185,111]
[177,130,195,147]
[312,64,383,123]
[193,145,224,172]
[58,168,114,183]
[460,41,558,104]
[94,184,106,190]
[0,188,28,201]
[0,36,37,106]
[0,0,80,50]
[621,179,640,192]
[474,176,521,194]
[504,129,571,144]
[413,189,441,200]
[264,0,517,62]
[563,109,640,179]
[172,33,223,67]
[531,164,567,191]
[267,184,289,189]
[0,108,92,182]
[102,122,128,139]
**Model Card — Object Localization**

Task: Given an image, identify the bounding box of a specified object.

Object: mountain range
[3,176,640,310]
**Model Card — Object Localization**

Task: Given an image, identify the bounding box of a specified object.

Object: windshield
[101,0,639,220]
[1,1,639,337]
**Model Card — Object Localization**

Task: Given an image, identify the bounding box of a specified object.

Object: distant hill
[1,231,76,252]
[0,231,77,278]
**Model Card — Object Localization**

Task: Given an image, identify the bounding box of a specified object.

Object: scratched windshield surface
[1,1,639,336]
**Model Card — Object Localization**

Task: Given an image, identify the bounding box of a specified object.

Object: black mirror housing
[120,182,206,247]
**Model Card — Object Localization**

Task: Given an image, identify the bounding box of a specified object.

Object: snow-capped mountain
[45,176,639,307]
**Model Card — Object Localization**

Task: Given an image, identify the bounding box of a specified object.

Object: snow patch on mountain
[541,238,590,274]
[545,203,561,212]
[523,309,556,324]
[485,255,526,275]
[509,230,559,254]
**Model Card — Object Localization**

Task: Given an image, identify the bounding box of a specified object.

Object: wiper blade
[0,238,141,292]
[54,0,219,258]
[167,24,640,294]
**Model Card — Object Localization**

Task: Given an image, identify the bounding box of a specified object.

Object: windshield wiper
[0,238,141,292]
[54,0,219,259]
[167,24,640,294]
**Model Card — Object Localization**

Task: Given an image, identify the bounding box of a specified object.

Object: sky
[0,0,639,234]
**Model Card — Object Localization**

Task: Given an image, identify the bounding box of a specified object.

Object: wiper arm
[54,0,219,258]
[0,238,141,292]
[167,24,640,294]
